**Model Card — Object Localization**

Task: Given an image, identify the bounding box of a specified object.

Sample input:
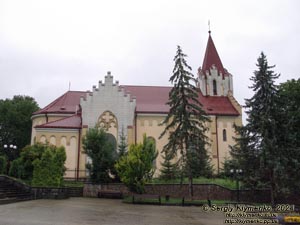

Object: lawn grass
[149,177,237,189]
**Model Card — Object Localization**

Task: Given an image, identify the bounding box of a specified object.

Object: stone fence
[0,175,83,199]
[83,183,271,203]
[31,187,83,199]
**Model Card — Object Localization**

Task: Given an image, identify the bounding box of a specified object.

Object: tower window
[213,80,217,95]
[223,129,227,142]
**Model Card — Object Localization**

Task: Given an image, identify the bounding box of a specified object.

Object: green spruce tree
[159,151,179,180]
[160,46,211,197]
[244,52,280,205]
[118,127,127,157]
[229,125,261,189]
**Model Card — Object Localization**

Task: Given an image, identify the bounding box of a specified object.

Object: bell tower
[198,31,233,96]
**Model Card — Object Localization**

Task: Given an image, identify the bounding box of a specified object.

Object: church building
[31,32,242,179]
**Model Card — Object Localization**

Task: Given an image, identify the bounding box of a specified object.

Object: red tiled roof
[33,91,86,115]
[123,85,170,113]
[35,114,81,129]
[198,92,239,116]
[201,33,228,78]
[34,86,239,117]
[123,85,239,116]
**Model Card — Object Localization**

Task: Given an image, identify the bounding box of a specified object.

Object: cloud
[0,0,299,120]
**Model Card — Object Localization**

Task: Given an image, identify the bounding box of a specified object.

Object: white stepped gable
[80,71,136,133]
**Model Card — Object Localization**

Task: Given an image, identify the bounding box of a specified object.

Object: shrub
[8,158,24,178]
[31,146,66,187]
[115,135,157,193]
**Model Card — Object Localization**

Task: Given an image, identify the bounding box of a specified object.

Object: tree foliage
[159,151,179,180]
[115,135,158,193]
[32,145,66,187]
[185,145,213,178]
[277,79,300,149]
[82,127,117,183]
[273,78,300,195]
[8,158,24,178]
[118,127,128,157]
[228,125,262,188]
[0,155,7,174]
[230,52,300,204]
[159,46,211,196]
[8,143,46,179]
[244,52,281,204]
[0,95,39,161]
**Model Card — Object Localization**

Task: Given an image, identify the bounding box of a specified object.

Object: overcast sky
[0,0,299,123]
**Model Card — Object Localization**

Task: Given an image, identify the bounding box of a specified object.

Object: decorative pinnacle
[208,20,211,34]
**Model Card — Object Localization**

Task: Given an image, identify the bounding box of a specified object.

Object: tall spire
[202,31,226,77]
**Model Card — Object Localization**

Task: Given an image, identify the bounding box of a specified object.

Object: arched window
[213,80,217,95]
[223,129,227,142]
[40,135,46,144]
[98,111,118,131]
[50,136,56,145]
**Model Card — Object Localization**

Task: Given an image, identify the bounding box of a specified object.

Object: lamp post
[3,144,17,173]
[230,168,243,202]
[3,144,17,150]
[3,144,17,160]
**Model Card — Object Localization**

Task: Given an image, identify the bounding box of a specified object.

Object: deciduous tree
[82,127,117,183]
[0,95,39,161]
[115,135,157,193]
[32,145,66,187]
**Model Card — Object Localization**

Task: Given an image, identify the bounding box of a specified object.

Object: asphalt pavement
[0,198,225,225]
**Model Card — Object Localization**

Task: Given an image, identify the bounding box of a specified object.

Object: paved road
[0,198,226,225]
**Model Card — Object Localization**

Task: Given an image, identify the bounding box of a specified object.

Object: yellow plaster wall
[31,115,47,144]
[35,129,83,179]
[78,127,88,178]
[219,115,242,162]
[134,113,241,175]
[31,114,72,144]
[32,110,242,178]
[210,115,242,173]
[135,114,170,176]
[127,127,134,145]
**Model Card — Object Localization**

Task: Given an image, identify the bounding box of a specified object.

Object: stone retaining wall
[144,184,232,200]
[31,187,83,199]
[84,183,129,197]
[83,183,271,202]
[31,187,69,199]
[68,187,83,197]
